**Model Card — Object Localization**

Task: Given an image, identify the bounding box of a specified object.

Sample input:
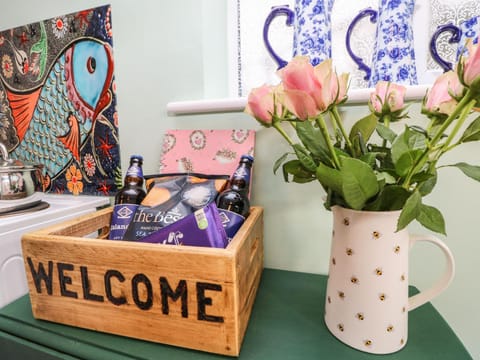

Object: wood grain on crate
[21,206,264,356]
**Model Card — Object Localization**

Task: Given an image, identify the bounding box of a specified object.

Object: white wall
[0,1,478,358]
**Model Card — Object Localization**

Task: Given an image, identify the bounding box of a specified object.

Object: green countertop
[0,269,472,359]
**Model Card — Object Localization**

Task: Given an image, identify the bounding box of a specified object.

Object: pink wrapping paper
[160,129,255,177]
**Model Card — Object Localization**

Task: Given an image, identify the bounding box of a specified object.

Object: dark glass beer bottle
[109,155,146,240]
[216,155,253,239]
[114,155,146,205]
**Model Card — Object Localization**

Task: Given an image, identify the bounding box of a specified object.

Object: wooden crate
[21,206,264,356]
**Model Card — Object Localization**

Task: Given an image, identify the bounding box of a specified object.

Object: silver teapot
[0,141,44,200]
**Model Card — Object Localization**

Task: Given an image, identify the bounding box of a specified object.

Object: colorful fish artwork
[0,5,121,196]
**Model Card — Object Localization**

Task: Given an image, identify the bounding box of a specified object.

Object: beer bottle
[109,155,147,240]
[216,155,253,239]
[114,155,146,205]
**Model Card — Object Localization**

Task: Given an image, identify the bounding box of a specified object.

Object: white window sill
[167,85,429,115]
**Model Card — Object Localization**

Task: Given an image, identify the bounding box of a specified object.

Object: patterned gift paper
[0,5,121,196]
[159,129,255,177]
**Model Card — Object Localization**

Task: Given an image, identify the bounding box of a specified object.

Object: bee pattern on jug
[324,206,455,354]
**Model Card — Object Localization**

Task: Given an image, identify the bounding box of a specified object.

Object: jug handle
[263,5,294,69]
[346,8,377,81]
[430,23,461,72]
[408,234,455,311]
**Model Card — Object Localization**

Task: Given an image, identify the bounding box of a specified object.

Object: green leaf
[408,125,429,137]
[349,114,378,157]
[365,185,410,211]
[293,144,317,172]
[417,170,437,196]
[352,133,368,157]
[359,152,379,168]
[397,190,421,231]
[410,171,435,183]
[370,146,395,173]
[292,175,316,183]
[375,171,397,185]
[349,113,378,144]
[316,162,343,194]
[449,162,480,182]
[417,204,446,235]
[273,152,289,175]
[334,146,350,159]
[282,160,315,183]
[282,160,296,182]
[391,127,427,165]
[376,123,397,144]
[295,121,330,161]
[460,115,480,143]
[324,189,349,210]
[394,149,423,177]
[340,157,379,210]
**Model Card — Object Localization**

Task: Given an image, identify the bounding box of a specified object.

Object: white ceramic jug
[324,206,455,354]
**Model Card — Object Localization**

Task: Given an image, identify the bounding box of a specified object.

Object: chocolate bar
[135,202,228,248]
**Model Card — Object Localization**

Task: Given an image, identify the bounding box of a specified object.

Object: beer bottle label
[233,167,250,183]
[109,204,139,240]
[217,209,245,241]
[126,165,143,178]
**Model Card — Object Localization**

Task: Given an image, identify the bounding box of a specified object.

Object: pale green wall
[1,1,479,358]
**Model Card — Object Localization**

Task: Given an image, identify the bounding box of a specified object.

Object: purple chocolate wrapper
[136,202,228,248]
[217,209,245,241]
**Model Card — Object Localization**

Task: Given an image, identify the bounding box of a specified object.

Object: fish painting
[3,39,114,184]
[0,5,121,195]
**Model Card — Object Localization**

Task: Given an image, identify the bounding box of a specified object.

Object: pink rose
[462,40,480,87]
[336,73,349,104]
[277,56,322,97]
[370,81,406,114]
[245,84,281,126]
[277,57,349,117]
[282,89,319,120]
[277,56,324,116]
[314,59,349,108]
[424,71,463,116]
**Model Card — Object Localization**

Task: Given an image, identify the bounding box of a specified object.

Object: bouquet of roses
[245,40,480,235]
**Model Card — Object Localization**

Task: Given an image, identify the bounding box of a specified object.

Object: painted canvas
[0,4,121,196]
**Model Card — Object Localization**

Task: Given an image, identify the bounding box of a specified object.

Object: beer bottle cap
[240,154,254,162]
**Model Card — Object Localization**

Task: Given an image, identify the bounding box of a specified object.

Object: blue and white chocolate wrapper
[136,203,229,248]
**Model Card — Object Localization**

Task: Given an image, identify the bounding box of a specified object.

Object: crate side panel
[22,235,238,356]
[30,285,237,355]
[234,208,264,349]
[28,207,113,237]
[23,235,234,281]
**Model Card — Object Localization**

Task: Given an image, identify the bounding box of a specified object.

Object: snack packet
[136,202,228,248]
[123,173,228,240]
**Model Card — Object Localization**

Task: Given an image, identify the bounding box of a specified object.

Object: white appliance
[0,193,110,308]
